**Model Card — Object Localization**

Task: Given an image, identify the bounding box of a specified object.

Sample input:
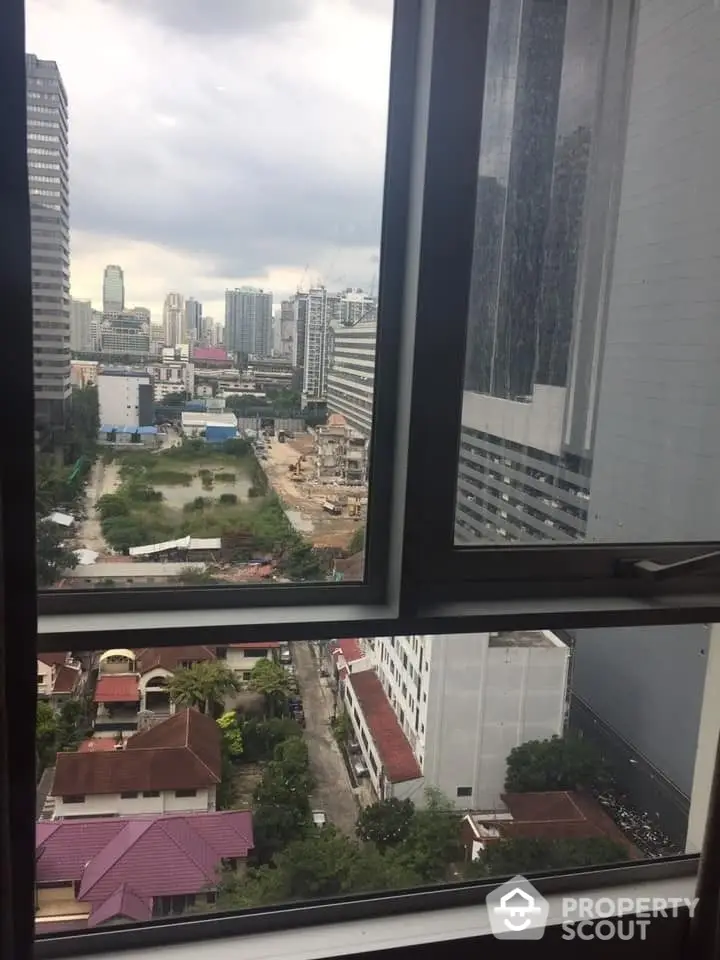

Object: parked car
[284,664,296,676]
[353,760,369,779]
[280,647,292,664]
[312,810,328,828]
[287,677,300,694]
[319,666,329,677]
[288,696,303,709]
[348,739,361,754]
[294,711,306,728]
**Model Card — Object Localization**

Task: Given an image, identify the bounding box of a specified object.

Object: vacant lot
[231,763,264,808]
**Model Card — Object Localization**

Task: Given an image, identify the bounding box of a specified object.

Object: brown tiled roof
[38,652,71,667]
[94,675,140,703]
[52,709,221,797]
[52,663,81,695]
[135,646,217,674]
[348,671,421,784]
[497,792,641,857]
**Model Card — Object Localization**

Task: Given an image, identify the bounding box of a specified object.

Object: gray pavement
[292,641,360,835]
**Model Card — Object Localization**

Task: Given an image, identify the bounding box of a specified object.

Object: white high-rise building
[26,54,70,431]
[338,631,569,809]
[70,298,93,353]
[102,265,124,314]
[163,292,185,347]
[337,288,377,327]
[327,320,376,436]
[301,286,333,406]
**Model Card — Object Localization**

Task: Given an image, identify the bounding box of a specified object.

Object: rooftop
[330,638,365,663]
[94,674,139,703]
[192,346,231,362]
[52,709,222,796]
[348,671,421,784]
[65,561,207,579]
[135,646,218,674]
[488,630,566,649]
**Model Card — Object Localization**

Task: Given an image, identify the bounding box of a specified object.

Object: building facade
[163,292,185,347]
[70,298,93,353]
[100,313,151,356]
[185,298,203,341]
[343,631,569,810]
[224,287,273,357]
[148,360,194,401]
[301,286,333,406]
[326,319,376,436]
[337,288,377,327]
[26,53,70,430]
[98,370,154,428]
[102,264,124,314]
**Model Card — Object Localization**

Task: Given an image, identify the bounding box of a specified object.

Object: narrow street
[75,459,120,555]
[292,641,359,835]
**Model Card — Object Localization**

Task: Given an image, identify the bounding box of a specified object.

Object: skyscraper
[26,53,70,430]
[301,287,333,407]
[70,298,93,353]
[102,265,124,314]
[163,292,185,346]
[185,298,202,341]
[224,287,272,357]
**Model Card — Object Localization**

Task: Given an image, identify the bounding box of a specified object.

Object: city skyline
[25,0,391,325]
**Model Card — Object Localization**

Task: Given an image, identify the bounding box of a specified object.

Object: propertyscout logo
[486,875,696,941]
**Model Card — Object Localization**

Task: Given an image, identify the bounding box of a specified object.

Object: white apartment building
[98,370,154,428]
[302,287,332,406]
[163,292,185,346]
[343,632,569,809]
[148,360,194,401]
[326,320,376,437]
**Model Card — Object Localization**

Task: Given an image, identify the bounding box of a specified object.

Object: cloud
[26,0,392,319]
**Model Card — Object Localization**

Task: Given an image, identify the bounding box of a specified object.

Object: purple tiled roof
[88,883,153,928]
[37,811,254,907]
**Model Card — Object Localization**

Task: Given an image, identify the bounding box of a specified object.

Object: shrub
[215,472,236,482]
[184,497,210,512]
[201,475,214,490]
[219,493,238,505]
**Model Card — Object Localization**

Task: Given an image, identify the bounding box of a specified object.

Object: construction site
[262,414,368,551]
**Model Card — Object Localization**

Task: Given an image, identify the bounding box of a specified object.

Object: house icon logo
[486,875,549,939]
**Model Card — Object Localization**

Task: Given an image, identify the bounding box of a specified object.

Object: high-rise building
[98,370,153,428]
[100,313,150,356]
[326,320,376,437]
[292,293,308,372]
[224,287,272,357]
[102,265,124,315]
[70,298,93,353]
[163,292,185,347]
[337,288,377,328]
[455,0,630,545]
[26,53,70,430]
[185,298,202,341]
[301,286,333,406]
[338,632,569,808]
[279,300,295,361]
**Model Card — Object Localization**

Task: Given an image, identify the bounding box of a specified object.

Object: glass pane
[27,0,390,589]
[37,625,709,935]
[457,0,720,544]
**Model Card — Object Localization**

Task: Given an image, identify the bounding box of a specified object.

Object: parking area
[291,641,361,835]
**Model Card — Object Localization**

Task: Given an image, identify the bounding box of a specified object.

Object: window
[120,791,138,799]
[175,789,197,798]
[36,674,43,684]
[8,1,720,958]
[142,791,160,798]
[61,795,85,804]
[456,787,472,799]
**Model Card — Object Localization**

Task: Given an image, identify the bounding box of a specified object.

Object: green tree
[66,384,100,458]
[467,837,629,879]
[217,711,244,761]
[248,658,291,717]
[252,735,315,862]
[168,661,242,715]
[505,735,611,793]
[241,717,302,762]
[348,525,365,556]
[356,798,415,851]
[36,700,59,770]
[280,541,325,581]
[394,788,463,882]
[36,518,78,586]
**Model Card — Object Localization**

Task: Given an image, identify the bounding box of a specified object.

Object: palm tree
[168,661,242,715]
[248,659,291,717]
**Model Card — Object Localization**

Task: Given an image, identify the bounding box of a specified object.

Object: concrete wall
[98,374,151,428]
[423,635,568,810]
[462,385,567,455]
[53,786,215,819]
[37,660,54,697]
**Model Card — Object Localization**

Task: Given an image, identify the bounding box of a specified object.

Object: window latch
[617,551,720,581]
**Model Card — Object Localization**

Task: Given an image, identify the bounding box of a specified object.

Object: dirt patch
[231,763,264,808]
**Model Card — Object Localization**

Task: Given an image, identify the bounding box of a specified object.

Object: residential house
[52,708,221,819]
[135,646,218,717]
[93,649,140,737]
[460,791,641,862]
[37,653,84,705]
[35,809,254,932]
[220,642,280,682]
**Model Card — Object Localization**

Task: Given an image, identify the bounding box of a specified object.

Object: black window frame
[3,0,720,958]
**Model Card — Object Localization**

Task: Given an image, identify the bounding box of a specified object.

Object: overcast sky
[26,0,393,324]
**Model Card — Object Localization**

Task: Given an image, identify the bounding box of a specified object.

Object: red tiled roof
[192,346,231,362]
[88,882,153,928]
[52,663,81,695]
[135,646,217,674]
[348,671,421,784]
[94,675,139,703]
[78,738,117,753]
[53,709,221,796]
[333,638,364,663]
[38,652,71,667]
[36,811,254,905]
[500,792,641,857]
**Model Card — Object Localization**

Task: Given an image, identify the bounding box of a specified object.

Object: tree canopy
[355,798,414,851]
[248,658,291,716]
[36,518,78,586]
[467,836,629,879]
[167,661,241,715]
[505,735,611,793]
